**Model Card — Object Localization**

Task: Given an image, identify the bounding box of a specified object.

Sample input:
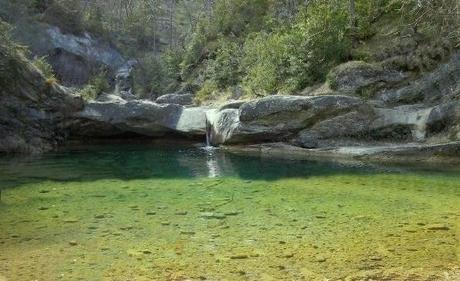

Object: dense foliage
[174,0,459,102]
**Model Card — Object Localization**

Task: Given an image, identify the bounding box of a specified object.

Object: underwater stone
[426,224,450,231]
[230,254,249,259]
[200,212,226,220]
[315,256,327,263]
[68,240,78,246]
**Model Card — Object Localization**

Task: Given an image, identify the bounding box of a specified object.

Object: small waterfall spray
[205,117,212,148]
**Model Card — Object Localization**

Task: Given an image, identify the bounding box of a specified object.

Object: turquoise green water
[0,144,459,280]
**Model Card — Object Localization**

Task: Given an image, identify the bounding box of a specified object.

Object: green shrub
[241,1,351,96]
[78,72,109,101]
[205,38,243,88]
[194,81,219,105]
[32,56,56,81]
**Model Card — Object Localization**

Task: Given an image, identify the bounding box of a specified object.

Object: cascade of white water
[205,118,212,147]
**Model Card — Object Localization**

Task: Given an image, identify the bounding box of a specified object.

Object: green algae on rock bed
[0,144,459,280]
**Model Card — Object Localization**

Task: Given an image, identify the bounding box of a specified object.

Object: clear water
[0,144,459,281]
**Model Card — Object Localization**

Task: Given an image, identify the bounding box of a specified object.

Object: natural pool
[0,144,459,281]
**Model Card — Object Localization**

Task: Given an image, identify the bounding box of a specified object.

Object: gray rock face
[156,93,194,106]
[0,55,83,154]
[71,97,206,137]
[328,61,407,95]
[13,23,125,86]
[46,27,125,69]
[376,53,460,105]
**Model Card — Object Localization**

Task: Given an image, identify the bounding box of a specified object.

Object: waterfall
[205,117,212,147]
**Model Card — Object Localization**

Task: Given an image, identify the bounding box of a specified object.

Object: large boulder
[208,95,365,145]
[71,96,207,137]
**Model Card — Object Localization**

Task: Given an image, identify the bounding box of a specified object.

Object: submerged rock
[426,224,450,231]
[200,212,226,220]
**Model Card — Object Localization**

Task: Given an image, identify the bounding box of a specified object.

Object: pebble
[426,224,450,231]
[68,240,78,246]
[224,211,239,216]
[180,231,196,235]
[38,207,49,211]
[142,250,152,254]
[63,218,79,223]
[230,254,249,259]
[146,211,157,216]
[200,212,226,220]
[120,226,133,230]
[315,256,327,263]
[175,211,188,216]
[279,253,294,258]
[161,221,171,226]
[94,214,105,219]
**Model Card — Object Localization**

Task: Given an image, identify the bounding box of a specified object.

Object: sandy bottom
[0,173,459,280]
